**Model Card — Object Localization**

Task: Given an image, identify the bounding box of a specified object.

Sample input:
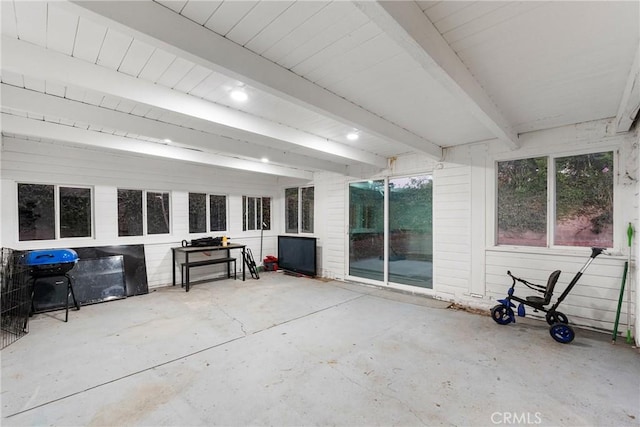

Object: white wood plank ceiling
[1,1,638,179]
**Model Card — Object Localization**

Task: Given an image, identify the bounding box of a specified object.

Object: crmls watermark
[491,412,542,425]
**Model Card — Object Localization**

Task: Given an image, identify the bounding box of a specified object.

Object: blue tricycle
[491,247,605,344]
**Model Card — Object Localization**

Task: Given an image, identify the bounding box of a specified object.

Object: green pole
[625,223,634,344]
[612,261,628,343]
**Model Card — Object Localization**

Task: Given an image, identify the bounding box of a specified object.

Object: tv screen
[278,236,317,277]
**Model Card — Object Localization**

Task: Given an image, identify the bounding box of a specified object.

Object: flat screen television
[278,235,317,277]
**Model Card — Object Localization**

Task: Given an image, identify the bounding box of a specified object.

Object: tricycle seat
[526,270,561,306]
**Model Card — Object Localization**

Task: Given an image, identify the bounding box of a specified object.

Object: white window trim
[243,195,271,232]
[17,182,94,242]
[284,186,315,234]
[118,188,172,237]
[188,193,228,235]
[492,147,619,252]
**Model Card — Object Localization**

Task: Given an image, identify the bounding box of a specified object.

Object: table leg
[172,249,176,286]
[242,247,246,281]
[185,252,190,292]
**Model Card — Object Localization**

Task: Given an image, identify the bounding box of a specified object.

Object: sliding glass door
[348,176,433,289]
[348,180,384,281]
[388,176,433,288]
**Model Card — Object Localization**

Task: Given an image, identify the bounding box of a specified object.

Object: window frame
[494,148,617,250]
[17,183,94,242]
[117,188,172,237]
[242,195,271,231]
[188,192,228,234]
[284,186,315,234]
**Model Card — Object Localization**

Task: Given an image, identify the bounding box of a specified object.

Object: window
[243,196,271,231]
[497,158,547,246]
[554,152,613,247]
[59,187,92,238]
[210,195,227,232]
[301,187,314,233]
[285,188,298,233]
[18,183,92,241]
[497,151,613,247]
[147,192,170,234]
[285,186,314,233]
[189,193,206,233]
[188,193,227,233]
[118,189,170,236]
[118,189,143,236]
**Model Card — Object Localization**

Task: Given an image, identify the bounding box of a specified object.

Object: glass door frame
[345,175,435,294]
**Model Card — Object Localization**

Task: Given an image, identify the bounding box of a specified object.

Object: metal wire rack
[1,248,31,349]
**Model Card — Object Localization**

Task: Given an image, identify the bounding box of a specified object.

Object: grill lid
[24,249,79,266]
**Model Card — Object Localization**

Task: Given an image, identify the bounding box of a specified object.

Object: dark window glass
[189,193,206,233]
[118,189,143,236]
[261,197,271,230]
[497,158,547,246]
[285,188,298,233]
[301,187,314,233]
[242,196,247,231]
[18,183,55,241]
[60,187,92,238]
[210,195,227,232]
[147,192,170,234]
[247,197,256,230]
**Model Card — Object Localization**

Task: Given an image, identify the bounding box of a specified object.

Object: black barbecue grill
[23,249,80,322]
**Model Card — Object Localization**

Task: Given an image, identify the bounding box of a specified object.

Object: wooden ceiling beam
[63,0,442,159]
[614,44,640,133]
[2,84,348,175]
[2,36,386,169]
[2,113,314,180]
[355,1,520,149]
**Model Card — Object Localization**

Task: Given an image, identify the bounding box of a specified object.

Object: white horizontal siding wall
[480,119,638,334]
[0,135,289,288]
[485,249,628,331]
[315,118,637,336]
[432,156,472,301]
[313,171,348,280]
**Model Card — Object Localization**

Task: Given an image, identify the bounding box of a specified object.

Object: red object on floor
[263,256,278,271]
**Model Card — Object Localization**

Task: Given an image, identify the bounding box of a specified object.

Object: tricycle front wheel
[491,304,514,325]
[549,322,575,344]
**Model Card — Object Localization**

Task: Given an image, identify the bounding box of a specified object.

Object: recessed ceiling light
[261,157,269,163]
[230,90,248,102]
[163,138,172,143]
[347,132,359,141]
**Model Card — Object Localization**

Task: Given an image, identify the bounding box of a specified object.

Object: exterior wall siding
[481,119,638,334]
[2,116,637,337]
[314,119,638,335]
[1,136,290,288]
[432,159,472,301]
[313,171,347,280]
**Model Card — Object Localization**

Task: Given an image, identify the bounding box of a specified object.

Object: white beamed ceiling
[1,1,638,178]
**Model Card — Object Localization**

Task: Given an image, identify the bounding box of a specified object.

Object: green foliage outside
[389,177,433,233]
[497,157,547,234]
[555,152,613,234]
[498,152,613,239]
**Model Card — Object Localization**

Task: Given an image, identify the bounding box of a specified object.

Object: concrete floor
[2,272,639,427]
